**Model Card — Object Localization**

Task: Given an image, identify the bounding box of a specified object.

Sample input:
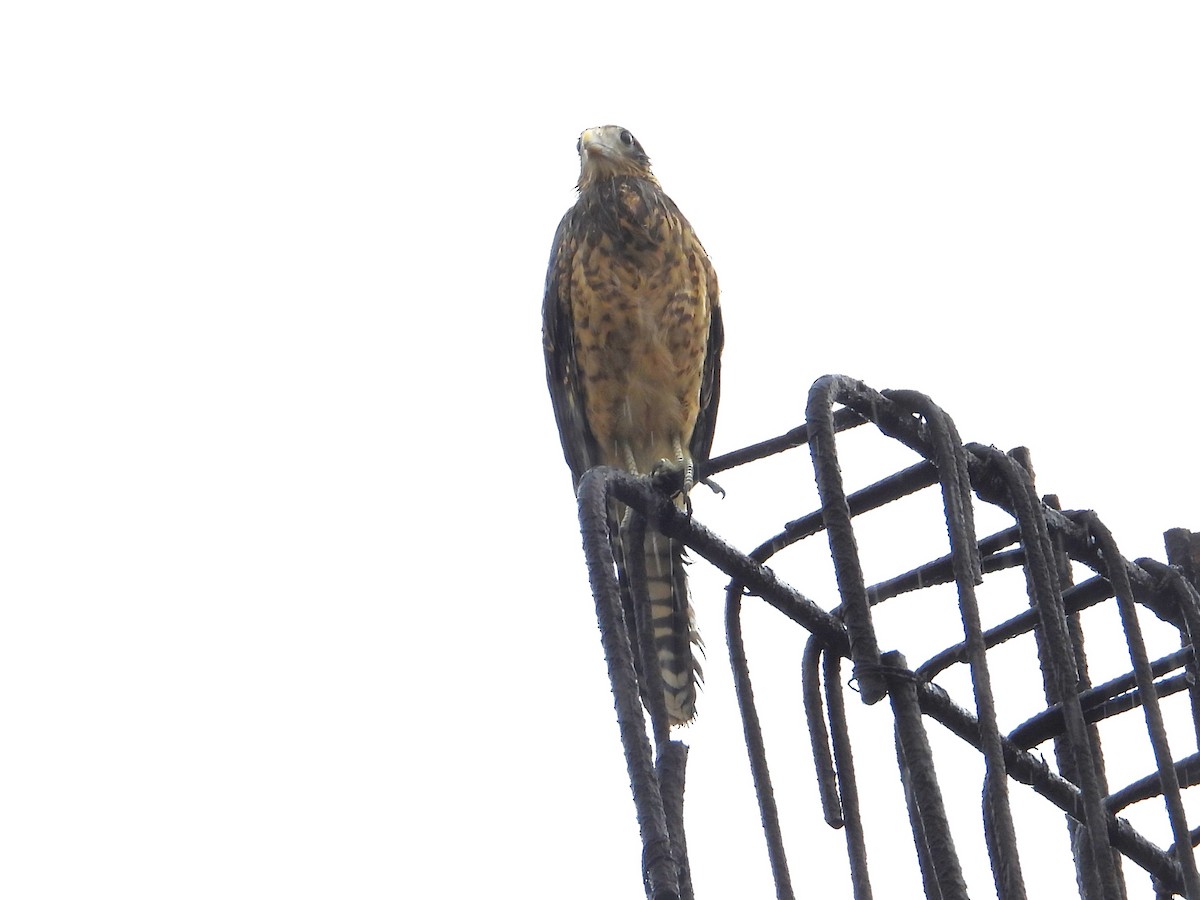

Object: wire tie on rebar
[848,660,916,693]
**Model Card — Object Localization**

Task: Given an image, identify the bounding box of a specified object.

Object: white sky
[3,3,1199,898]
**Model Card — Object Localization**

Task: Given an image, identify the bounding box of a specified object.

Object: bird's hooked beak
[577,129,613,187]
[578,128,604,160]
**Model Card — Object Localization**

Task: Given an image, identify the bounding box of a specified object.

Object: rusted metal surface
[573,376,1200,899]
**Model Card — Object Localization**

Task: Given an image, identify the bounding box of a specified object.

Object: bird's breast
[570,226,711,468]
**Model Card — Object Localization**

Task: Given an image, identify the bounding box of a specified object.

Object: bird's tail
[617,506,702,726]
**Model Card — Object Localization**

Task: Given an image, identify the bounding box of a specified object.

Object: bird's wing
[542,206,601,488]
[690,240,723,465]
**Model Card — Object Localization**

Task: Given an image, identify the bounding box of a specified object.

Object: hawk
[542,125,723,726]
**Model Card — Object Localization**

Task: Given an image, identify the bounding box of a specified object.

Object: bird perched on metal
[542,125,723,726]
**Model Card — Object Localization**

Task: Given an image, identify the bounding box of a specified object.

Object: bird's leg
[672,436,694,496]
[620,440,640,477]
[616,441,640,530]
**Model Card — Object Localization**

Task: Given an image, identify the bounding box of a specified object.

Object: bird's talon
[650,458,687,497]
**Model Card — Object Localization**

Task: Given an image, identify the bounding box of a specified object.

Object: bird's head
[575,125,656,190]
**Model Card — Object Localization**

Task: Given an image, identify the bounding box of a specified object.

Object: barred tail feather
[615,510,702,727]
[644,530,701,725]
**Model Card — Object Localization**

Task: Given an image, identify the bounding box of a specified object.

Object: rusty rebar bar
[1008,649,1194,748]
[1080,514,1200,897]
[893,391,1026,899]
[807,376,889,704]
[577,468,681,900]
[974,447,1126,899]
[1141,553,1200,752]
[885,651,970,899]
[825,650,874,899]
[726,582,794,900]
[803,636,844,828]
[657,741,693,900]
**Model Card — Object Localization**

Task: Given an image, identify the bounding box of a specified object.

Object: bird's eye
[619,130,634,147]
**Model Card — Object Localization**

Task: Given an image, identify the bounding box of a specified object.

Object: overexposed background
[3,3,1198,897]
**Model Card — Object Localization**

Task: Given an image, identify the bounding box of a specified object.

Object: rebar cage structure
[575,375,1200,900]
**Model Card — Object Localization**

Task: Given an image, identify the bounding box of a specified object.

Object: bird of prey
[542,125,723,726]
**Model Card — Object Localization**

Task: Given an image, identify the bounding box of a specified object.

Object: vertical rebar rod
[893,392,1027,899]
[657,741,693,900]
[726,582,795,900]
[806,376,887,703]
[1143,555,1200,750]
[823,652,874,900]
[1042,493,1127,900]
[983,449,1125,900]
[578,469,680,900]
[1162,530,1200,752]
[803,637,845,827]
[884,651,971,899]
[1085,515,1200,898]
